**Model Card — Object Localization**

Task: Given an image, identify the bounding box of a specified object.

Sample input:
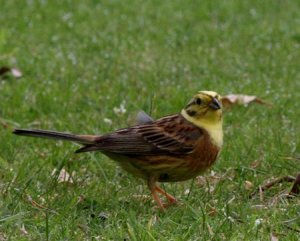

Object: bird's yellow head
[181,91,223,147]
[182,91,222,123]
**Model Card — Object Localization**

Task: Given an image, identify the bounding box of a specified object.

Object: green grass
[1,0,300,240]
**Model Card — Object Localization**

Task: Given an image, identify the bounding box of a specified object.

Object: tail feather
[13,129,96,145]
[75,145,100,153]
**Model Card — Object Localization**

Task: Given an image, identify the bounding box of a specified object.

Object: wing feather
[76,114,203,155]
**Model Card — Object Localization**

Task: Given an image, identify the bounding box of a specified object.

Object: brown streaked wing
[136,114,203,154]
[76,114,203,155]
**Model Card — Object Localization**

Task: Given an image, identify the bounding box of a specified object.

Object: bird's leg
[155,185,177,205]
[148,177,165,210]
[148,177,177,209]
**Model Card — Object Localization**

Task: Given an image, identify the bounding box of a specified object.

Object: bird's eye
[195,98,202,105]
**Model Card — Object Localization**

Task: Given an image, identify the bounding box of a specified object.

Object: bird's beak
[209,98,221,110]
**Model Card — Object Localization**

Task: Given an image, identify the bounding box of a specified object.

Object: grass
[0,0,299,240]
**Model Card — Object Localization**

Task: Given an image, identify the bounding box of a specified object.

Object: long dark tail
[13,129,96,145]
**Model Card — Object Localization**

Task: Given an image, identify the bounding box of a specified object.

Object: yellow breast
[180,110,223,148]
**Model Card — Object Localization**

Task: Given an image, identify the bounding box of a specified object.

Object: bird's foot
[151,185,177,210]
[155,186,177,205]
[148,177,177,210]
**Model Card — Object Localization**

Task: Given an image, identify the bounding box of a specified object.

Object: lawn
[0,0,299,240]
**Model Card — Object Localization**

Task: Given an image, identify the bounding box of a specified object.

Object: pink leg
[148,177,165,210]
[155,185,177,204]
[147,176,178,209]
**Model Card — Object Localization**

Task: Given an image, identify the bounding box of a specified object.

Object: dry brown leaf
[208,207,217,216]
[0,66,22,78]
[221,94,271,107]
[244,180,254,190]
[51,168,75,184]
[249,160,261,169]
[270,232,279,241]
[20,224,28,236]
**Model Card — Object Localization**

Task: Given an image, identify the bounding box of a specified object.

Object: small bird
[13,91,223,209]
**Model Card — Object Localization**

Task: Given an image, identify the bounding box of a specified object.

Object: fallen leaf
[51,168,75,184]
[244,180,254,190]
[208,207,217,216]
[249,160,261,169]
[270,232,279,241]
[221,94,271,107]
[0,66,22,78]
[20,224,28,236]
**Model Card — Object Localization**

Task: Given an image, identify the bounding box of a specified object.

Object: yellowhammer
[13,91,223,209]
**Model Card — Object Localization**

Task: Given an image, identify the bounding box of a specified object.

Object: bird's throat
[181,109,223,148]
